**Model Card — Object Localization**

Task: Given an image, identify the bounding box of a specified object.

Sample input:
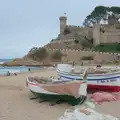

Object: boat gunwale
[57,69,120,77]
[26,77,86,87]
[58,73,120,81]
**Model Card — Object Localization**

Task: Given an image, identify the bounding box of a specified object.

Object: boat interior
[27,76,73,84]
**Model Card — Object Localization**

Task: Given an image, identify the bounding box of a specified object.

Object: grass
[95,43,120,53]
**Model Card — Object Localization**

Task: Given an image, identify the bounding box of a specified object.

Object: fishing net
[90,92,120,104]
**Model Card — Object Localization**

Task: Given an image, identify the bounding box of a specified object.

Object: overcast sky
[0,0,120,58]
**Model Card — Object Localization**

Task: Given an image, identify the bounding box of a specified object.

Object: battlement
[46,48,120,55]
[59,16,67,20]
[46,47,120,63]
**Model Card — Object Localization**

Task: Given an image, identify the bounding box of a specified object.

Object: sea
[0,59,40,75]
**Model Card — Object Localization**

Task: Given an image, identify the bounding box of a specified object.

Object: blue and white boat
[56,64,120,92]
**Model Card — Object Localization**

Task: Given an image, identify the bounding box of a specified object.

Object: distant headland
[3,6,120,66]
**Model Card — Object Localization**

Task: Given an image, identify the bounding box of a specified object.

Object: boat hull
[26,78,87,105]
[57,71,120,92]
[88,84,120,92]
[31,91,86,105]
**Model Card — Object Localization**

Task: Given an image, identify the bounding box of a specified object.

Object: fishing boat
[57,64,120,92]
[26,71,87,105]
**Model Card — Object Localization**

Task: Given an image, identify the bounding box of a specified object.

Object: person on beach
[53,64,56,68]
[71,61,75,72]
[28,68,31,72]
[14,73,17,76]
[96,64,101,68]
[6,71,10,76]
[72,61,75,67]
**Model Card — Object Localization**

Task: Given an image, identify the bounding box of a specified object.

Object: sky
[0,0,120,58]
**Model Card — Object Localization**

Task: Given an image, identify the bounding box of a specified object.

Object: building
[58,15,120,46]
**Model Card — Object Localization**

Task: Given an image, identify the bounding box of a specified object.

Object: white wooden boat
[57,64,120,92]
[26,70,87,105]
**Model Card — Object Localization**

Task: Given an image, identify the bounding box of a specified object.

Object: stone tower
[93,24,101,46]
[59,16,67,34]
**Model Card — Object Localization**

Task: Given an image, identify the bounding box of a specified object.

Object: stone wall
[100,28,120,44]
[93,24,120,45]
[46,48,120,64]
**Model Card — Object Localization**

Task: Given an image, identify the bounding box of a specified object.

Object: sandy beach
[0,68,120,120]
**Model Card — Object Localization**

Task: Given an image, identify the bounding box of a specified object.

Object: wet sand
[0,68,120,120]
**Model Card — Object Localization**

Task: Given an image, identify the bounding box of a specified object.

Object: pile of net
[90,92,120,104]
[58,107,119,120]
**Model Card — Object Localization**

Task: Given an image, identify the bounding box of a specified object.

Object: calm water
[0,66,41,75]
[0,59,40,75]
[0,59,13,64]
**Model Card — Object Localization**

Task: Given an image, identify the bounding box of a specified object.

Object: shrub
[74,39,79,44]
[29,47,48,61]
[95,43,120,52]
[52,50,63,60]
[116,43,120,51]
[64,27,71,35]
[81,56,94,60]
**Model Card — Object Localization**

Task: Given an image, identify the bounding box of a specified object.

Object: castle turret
[59,16,67,34]
[93,24,101,46]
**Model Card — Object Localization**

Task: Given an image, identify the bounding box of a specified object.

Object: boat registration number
[97,79,117,83]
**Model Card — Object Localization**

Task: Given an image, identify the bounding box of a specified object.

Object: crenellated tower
[59,16,67,34]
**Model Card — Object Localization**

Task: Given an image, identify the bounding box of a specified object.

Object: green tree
[83,6,120,26]
[29,47,48,61]
[52,50,63,60]
[29,47,38,54]
[116,43,120,51]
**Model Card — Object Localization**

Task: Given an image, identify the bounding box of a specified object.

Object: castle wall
[46,48,120,64]
[67,25,93,38]
[58,33,75,40]
[100,30,120,44]
[59,16,120,46]
[93,25,120,45]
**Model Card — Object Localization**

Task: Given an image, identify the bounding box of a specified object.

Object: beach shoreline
[0,68,120,120]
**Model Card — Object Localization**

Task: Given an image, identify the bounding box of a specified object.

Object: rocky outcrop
[2,55,61,66]
[2,58,42,66]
